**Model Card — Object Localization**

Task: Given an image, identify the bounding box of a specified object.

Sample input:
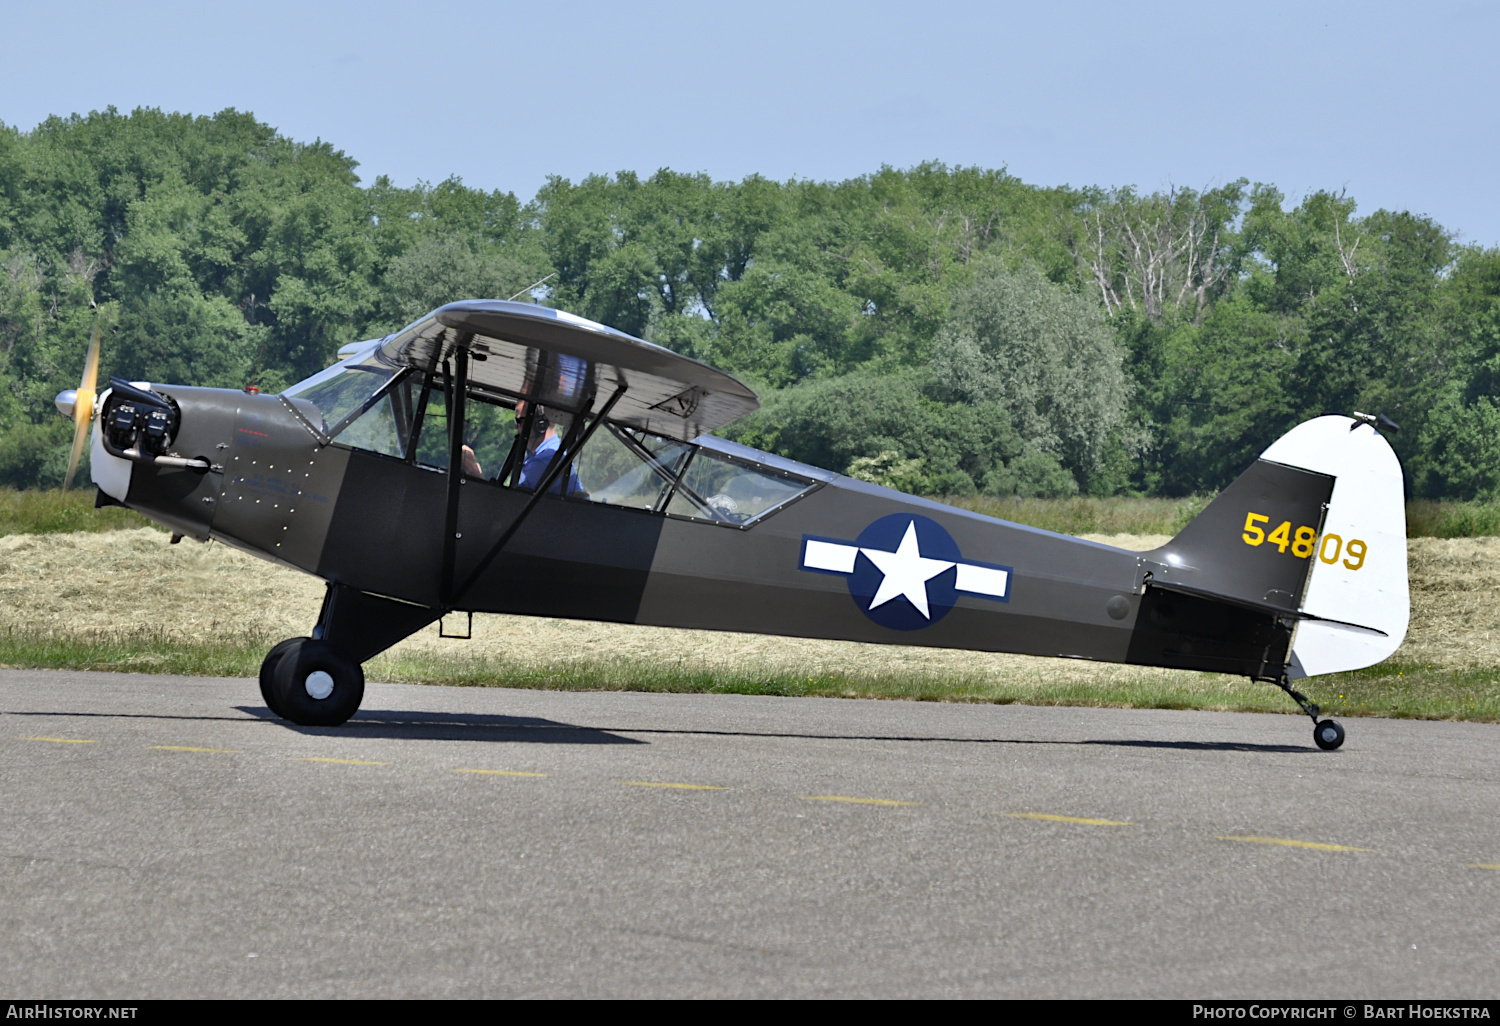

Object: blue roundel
[848,514,962,631]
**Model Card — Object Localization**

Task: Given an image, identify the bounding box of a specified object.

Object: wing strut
[440,336,473,603]
[497,349,549,488]
[404,338,442,464]
[446,381,626,608]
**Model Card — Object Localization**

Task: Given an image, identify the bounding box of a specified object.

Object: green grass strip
[2,626,1495,722]
[0,488,157,537]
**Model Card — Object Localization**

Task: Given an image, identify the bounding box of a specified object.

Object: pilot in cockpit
[460,400,583,495]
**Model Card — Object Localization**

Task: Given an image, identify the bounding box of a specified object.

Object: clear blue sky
[5,0,1497,245]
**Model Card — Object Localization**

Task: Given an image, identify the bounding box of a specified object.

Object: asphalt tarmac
[2,668,1498,998]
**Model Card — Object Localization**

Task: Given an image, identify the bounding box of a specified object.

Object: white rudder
[1260,415,1409,678]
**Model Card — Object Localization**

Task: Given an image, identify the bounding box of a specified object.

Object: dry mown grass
[2,528,1498,720]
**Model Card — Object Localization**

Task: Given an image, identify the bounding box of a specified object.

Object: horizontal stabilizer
[1146,580,1387,637]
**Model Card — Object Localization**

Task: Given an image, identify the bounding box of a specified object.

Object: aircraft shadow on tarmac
[2,709,1313,752]
[541,724,1316,754]
[235,706,646,744]
[1081,738,1311,754]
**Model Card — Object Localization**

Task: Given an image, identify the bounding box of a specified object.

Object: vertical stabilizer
[1134,414,1408,681]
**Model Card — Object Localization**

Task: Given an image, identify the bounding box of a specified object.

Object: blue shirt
[518,434,582,495]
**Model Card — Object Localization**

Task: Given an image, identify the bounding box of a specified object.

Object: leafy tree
[1416,246,1500,498]
[1074,181,1248,325]
[378,234,538,330]
[725,371,1050,496]
[932,261,1131,488]
[0,418,74,489]
[0,105,1496,501]
[1127,295,1301,495]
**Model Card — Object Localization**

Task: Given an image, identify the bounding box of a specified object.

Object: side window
[337,390,405,458]
[332,372,439,464]
[411,382,449,469]
[459,394,518,481]
[575,425,690,510]
[665,450,810,524]
[330,375,811,527]
[334,374,517,476]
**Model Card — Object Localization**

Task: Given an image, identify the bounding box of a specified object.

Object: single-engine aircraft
[53,300,1409,749]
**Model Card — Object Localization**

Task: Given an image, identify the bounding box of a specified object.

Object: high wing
[379,300,758,441]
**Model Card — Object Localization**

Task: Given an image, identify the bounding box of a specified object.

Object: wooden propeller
[62,318,101,491]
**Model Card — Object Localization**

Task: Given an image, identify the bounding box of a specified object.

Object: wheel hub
[304,670,335,700]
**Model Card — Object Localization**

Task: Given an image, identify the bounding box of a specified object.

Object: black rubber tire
[271,638,365,727]
[1314,718,1346,751]
[259,637,307,719]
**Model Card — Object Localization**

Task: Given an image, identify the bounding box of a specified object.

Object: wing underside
[381,300,759,441]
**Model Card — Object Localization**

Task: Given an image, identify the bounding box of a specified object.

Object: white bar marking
[955,563,1009,598]
[803,539,859,574]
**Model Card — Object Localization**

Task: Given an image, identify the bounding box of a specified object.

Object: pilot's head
[516,400,559,443]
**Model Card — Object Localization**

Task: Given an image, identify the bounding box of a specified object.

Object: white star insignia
[860,521,955,619]
[800,520,1011,616]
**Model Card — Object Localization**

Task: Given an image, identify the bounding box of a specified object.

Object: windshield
[282,345,401,436]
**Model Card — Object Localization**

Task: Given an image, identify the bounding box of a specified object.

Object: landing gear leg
[1274,676,1345,751]
[254,584,443,727]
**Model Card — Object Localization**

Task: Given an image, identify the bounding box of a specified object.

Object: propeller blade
[62,412,89,492]
[62,320,101,492]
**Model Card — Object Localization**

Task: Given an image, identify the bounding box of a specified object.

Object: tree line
[1,107,1497,499]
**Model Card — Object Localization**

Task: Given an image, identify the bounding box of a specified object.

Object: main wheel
[1314,718,1345,751]
[271,638,365,727]
[259,637,307,719]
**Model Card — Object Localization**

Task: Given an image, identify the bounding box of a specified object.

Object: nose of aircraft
[82,382,246,541]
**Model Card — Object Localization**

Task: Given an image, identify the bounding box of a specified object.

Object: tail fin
[1141,415,1408,679]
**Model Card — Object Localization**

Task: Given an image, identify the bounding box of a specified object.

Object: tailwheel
[270,638,365,727]
[259,637,307,719]
[1270,675,1347,750]
[1314,719,1346,751]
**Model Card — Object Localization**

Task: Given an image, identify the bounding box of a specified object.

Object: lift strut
[442,382,627,608]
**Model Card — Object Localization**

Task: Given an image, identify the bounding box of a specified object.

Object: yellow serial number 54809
[1241,512,1366,570]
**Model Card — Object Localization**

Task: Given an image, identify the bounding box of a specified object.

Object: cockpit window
[336,389,405,458]
[318,351,814,526]
[459,394,519,477]
[575,425,691,510]
[664,449,810,525]
[282,348,402,436]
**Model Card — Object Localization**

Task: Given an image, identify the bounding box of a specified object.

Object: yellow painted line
[1466,863,1500,871]
[297,757,388,765]
[150,746,238,754]
[453,769,547,777]
[1004,812,1132,826]
[620,781,728,790]
[801,795,920,806]
[1217,835,1370,852]
[19,736,96,744]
